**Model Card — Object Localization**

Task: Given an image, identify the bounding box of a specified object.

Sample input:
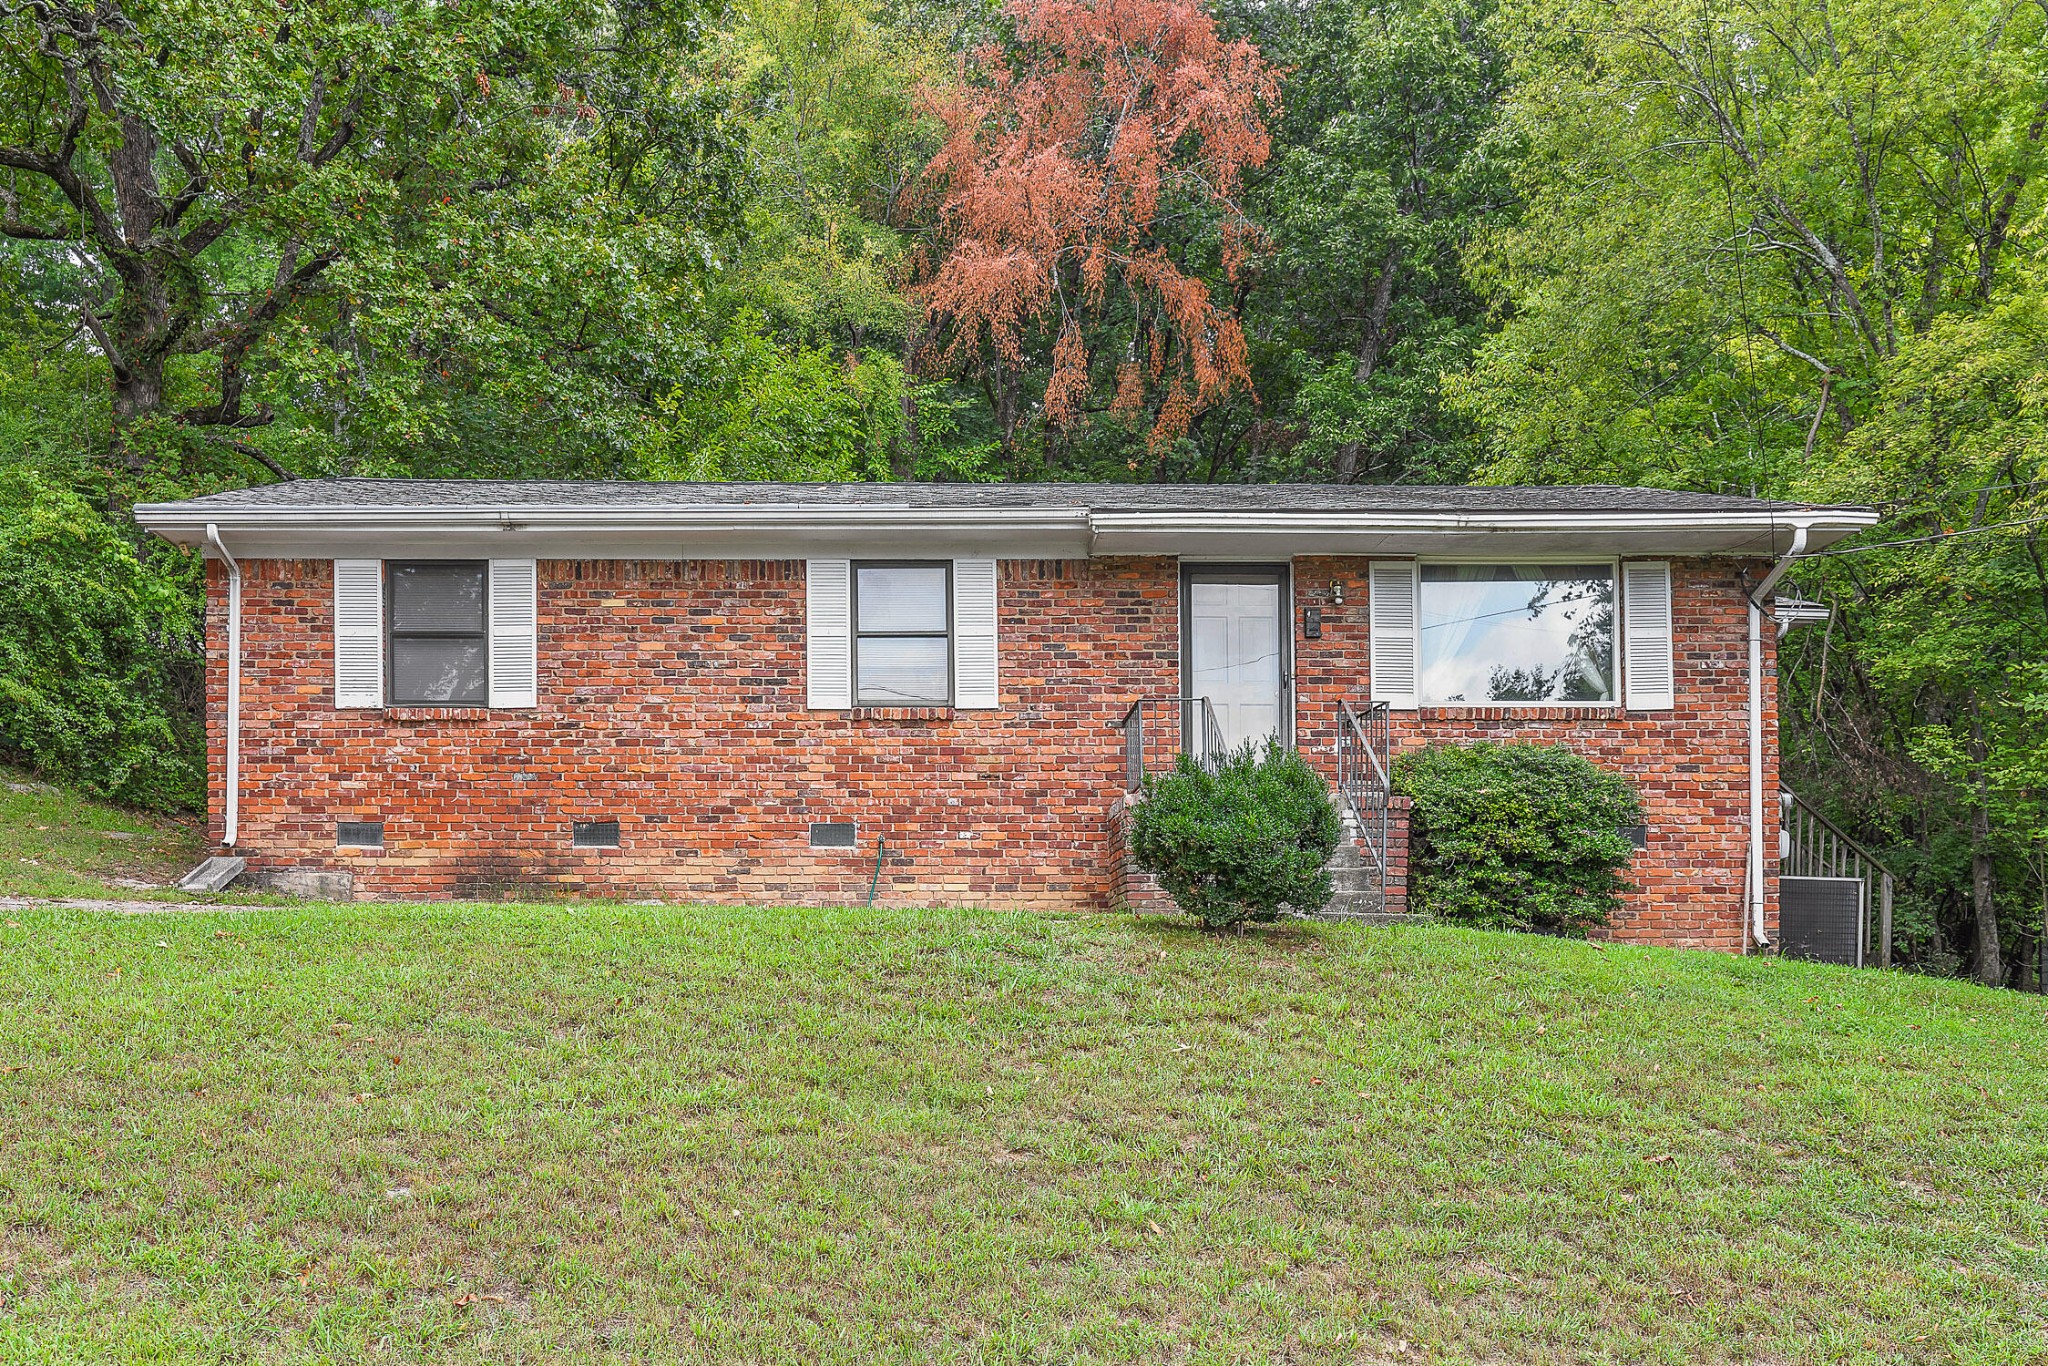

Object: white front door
[1186,570,1288,756]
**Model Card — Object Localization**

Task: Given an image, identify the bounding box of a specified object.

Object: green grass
[0,767,208,900]
[1,899,2043,1364]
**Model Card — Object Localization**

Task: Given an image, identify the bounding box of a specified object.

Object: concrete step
[1316,794,1398,921]
[177,855,247,893]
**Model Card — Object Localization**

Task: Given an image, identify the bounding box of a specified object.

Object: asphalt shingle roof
[153,478,1823,515]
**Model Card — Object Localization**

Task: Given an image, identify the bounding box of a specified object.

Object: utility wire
[1804,513,2048,558]
[1868,478,2045,508]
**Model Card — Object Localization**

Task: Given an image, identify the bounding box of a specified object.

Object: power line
[1866,479,2047,511]
[1805,514,2048,558]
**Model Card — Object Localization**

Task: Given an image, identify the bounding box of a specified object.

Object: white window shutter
[806,558,852,709]
[1368,560,1420,709]
[1623,560,1676,710]
[334,559,384,708]
[489,559,539,708]
[952,558,1000,709]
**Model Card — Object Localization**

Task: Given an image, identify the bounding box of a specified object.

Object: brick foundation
[1106,795,1177,916]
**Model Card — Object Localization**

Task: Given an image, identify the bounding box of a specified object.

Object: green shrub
[0,472,203,810]
[1128,739,1342,929]
[1393,741,1643,936]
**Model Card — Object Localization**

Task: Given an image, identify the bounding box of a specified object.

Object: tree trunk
[107,355,167,471]
[112,358,165,424]
[990,348,1021,468]
[1333,252,1399,484]
[893,324,921,479]
[1970,803,2002,986]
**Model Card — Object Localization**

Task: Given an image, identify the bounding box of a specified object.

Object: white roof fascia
[137,501,1882,561]
[1086,508,1880,558]
[138,506,1098,561]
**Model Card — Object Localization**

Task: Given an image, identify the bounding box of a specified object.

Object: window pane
[391,562,486,633]
[1419,564,1614,703]
[856,636,950,704]
[856,565,948,633]
[392,638,488,704]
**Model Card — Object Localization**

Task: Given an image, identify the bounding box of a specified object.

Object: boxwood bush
[1128,739,1341,930]
[1393,741,1643,936]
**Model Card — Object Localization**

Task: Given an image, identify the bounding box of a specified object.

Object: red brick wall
[1382,795,1412,918]
[1106,794,1177,917]
[1291,556,1776,951]
[207,557,1178,908]
[204,552,1777,944]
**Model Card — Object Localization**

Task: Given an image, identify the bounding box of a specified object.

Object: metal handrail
[1780,788,1898,968]
[1119,696,1224,791]
[1337,700,1393,879]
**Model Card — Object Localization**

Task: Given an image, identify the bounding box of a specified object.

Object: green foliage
[1455,0,2046,488]
[1395,741,1642,936]
[1128,740,1341,929]
[712,0,943,351]
[634,326,908,481]
[0,474,203,810]
[1219,0,1509,485]
[1780,278,2048,980]
[0,0,744,478]
[1451,0,2048,980]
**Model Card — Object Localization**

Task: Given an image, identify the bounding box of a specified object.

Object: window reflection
[1419,564,1615,703]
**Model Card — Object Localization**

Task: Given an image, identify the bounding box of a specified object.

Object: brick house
[136,480,1875,951]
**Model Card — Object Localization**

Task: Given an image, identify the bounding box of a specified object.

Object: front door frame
[1180,562,1293,752]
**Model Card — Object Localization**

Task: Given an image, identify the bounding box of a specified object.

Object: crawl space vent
[572,820,621,848]
[809,821,856,849]
[336,820,384,848]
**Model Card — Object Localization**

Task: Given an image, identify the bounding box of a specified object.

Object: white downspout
[1746,524,1809,951]
[205,524,241,848]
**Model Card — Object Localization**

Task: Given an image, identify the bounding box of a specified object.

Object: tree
[912,0,1281,463]
[0,469,201,809]
[0,0,738,473]
[1454,0,2048,982]
[1452,0,2048,488]
[713,0,946,350]
[1790,286,2048,985]
[632,318,911,480]
[1214,0,1512,485]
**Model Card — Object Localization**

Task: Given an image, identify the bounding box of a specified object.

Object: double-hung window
[805,557,998,711]
[387,561,490,705]
[334,558,537,709]
[852,562,952,706]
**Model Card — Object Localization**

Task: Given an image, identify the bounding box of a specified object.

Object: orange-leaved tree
[913,0,1280,461]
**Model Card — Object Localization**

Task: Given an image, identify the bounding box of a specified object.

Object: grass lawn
[1,897,2044,1365]
[0,768,209,900]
